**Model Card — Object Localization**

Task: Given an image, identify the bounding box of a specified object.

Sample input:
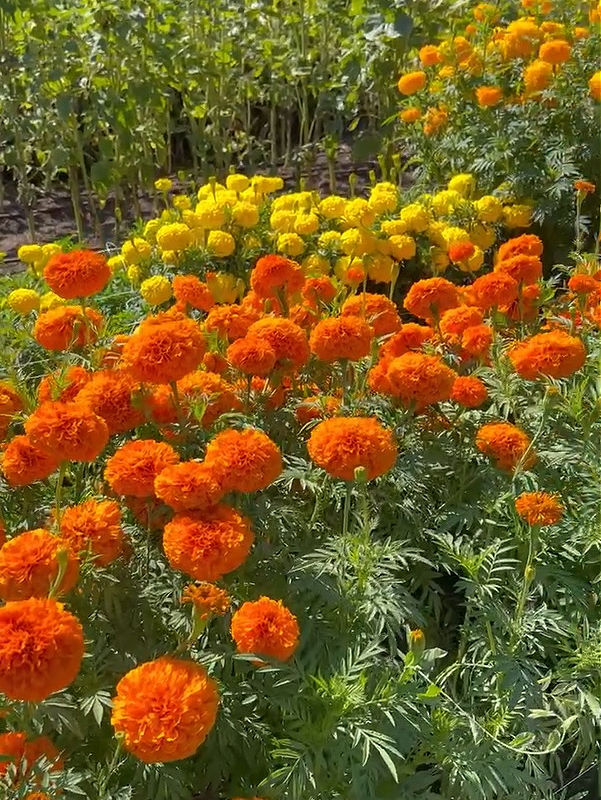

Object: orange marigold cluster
[246,317,310,370]
[403,277,460,321]
[205,304,260,341]
[25,401,109,462]
[509,331,586,380]
[514,492,564,526]
[341,293,401,336]
[227,336,277,377]
[231,596,300,661]
[497,234,543,261]
[155,461,224,512]
[476,421,536,471]
[172,275,214,312]
[105,439,180,497]
[38,366,91,403]
[0,732,62,780]
[181,582,230,620]
[451,376,488,408]
[1,435,60,486]
[0,382,23,437]
[471,272,518,309]
[295,395,341,426]
[43,249,110,299]
[34,306,103,351]
[495,254,542,285]
[0,529,79,601]
[177,370,242,427]
[76,370,144,434]
[307,416,397,481]
[250,255,304,298]
[309,315,372,362]
[59,499,125,566]
[205,428,282,492]
[386,353,457,409]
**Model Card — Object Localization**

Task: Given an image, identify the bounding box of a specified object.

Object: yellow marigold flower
[40,291,65,312]
[399,203,430,232]
[589,71,601,101]
[195,200,226,230]
[197,182,225,200]
[573,26,588,39]
[226,174,250,192]
[17,244,44,265]
[442,226,470,245]
[294,213,319,235]
[140,276,172,305]
[368,189,398,215]
[367,253,395,282]
[380,219,409,236]
[318,230,343,250]
[503,204,533,228]
[524,59,554,93]
[427,221,448,247]
[162,250,179,266]
[144,219,162,244]
[431,248,450,273]
[264,176,284,193]
[538,39,570,64]
[460,245,484,273]
[344,198,376,227]
[277,232,305,257]
[7,288,40,314]
[303,254,330,274]
[156,223,191,251]
[397,70,427,95]
[470,223,496,251]
[107,255,126,272]
[206,272,244,304]
[272,194,296,212]
[340,228,375,257]
[448,173,475,198]
[122,238,152,266]
[388,234,417,261]
[207,230,235,258]
[232,201,259,228]
[475,195,503,222]
[431,189,462,216]
[319,195,346,219]
[214,189,238,209]
[438,65,455,80]
[270,209,295,233]
[154,178,173,192]
[173,194,192,211]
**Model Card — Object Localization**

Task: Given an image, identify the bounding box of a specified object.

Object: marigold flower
[0,529,78,601]
[122,313,206,384]
[451,375,488,408]
[573,180,596,195]
[476,85,503,106]
[568,273,599,295]
[400,106,422,123]
[112,657,218,763]
[307,416,396,481]
[524,59,553,92]
[1,435,60,486]
[295,395,341,426]
[75,370,144,434]
[514,492,563,525]
[43,249,110,299]
[172,275,215,312]
[227,336,277,377]
[7,288,40,314]
[37,366,91,403]
[309,315,372,362]
[0,382,23,436]
[59,499,125,566]
[156,222,191,251]
[419,44,442,66]
[182,582,230,620]
[207,230,235,257]
[164,504,253,581]
[246,317,310,370]
[25,401,108,462]
[140,275,172,306]
[231,596,299,661]
[448,241,475,264]
[105,439,180,497]
[205,304,260,341]
[498,234,543,261]
[155,461,223,512]
[0,732,62,780]
[202,352,228,374]
[404,277,460,321]
[250,255,304,299]
[34,306,103,351]
[538,39,570,64]
[341,293,401,336]
[0,597,84,701]
[476,422,536,471]
[471,272,519,309]
[177,371,242,427]
[589,71,601,101]
[439,306,484,337]
[397,70,427,95]
[205,428,282,492]
[462,323,494,358]
[386,353,457,409]
[508,331,586,380]
[496,254,542,285]
[302,276,337,304]
[379,324,433,363]
[502,283,541,322]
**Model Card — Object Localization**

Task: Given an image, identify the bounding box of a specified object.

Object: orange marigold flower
[177,370,242,427]
[172,275,215,312]
[307,416,397,481]
[205,304,260,341]
[471,271,519,309]
[155,461,223,512]
[508,331,586,379]
[59,499,125,566]
[227,336,277,377]
[476,85,503,106]
[0,732,62,780]
[397,70,427,95]
[309,315,372,362]
[302,276,337,304]
[341,293,401,336]
[204,428,282,492]
[538,39,571,64]
[387,353,457,409]
[496,254,542,285]
[462,324,494,358]
[400,106,422,123]
[76,370,144,434]
[0,529,78,601]
[451,375,488,407]
[105,439,180,497]
[419,44,442,66]
[0,597,84,701]
[448,241,475,263]
[25,401,108,462]
[497,234,543,261]
[122,313,206,384]
[37,366,91,403]
[1,435,60,486]
[476,421,536,471]
[367,362,394,395]
[379,323,433,362]
[163,504,253,581]
[181,582,230,620]
[568,273,599,295]
[574,180,596,195]
[43,249,110,299]
[111,657,218,763]
[250,255,304,299]
[440,306,484,337]
[295,395,340,426]
[34,306,103,351]
[202,351,228,374]
[514,491,563,525]
[0,383,23,436]
[246,317,310,370]
[289,302,320,331]
[501,282,541,321]
[231,596,299,661]
[404,277,460,321]
[147,384,178,425]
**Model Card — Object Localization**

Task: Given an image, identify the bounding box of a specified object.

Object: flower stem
[55,461,67,531]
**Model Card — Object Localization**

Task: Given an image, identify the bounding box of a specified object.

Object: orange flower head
[204,428,282,493]
[177,371,242,427]
[43,249,110,299]
[501,282,541,322]
[397,70,427,95]
[461,324,494,358]
[309,315,372,362]
[514,491,563,525]
[476,421,536,471]
[227,336,277,377]
[400,106,422,123]
[448,241,475,264]
[302,276,337,304]
[0,732,62,780]
[386,353,457,409]
[307,416,397,481]
[155,461,224,512]
[289,303,320,331]
[367,362,394,395]
[122,313,206,384]
[497,234,543,261]
[231,596,300,661]
[0,529,79,601]
[509,331,586,380]
[202,351,228,374]
[471,272,519,309]
[440,306,484,338]
[105,439,180,497]
[172,275,215,312]
[250,255,304,299]
[37,366,91,403]
[574,180,596,195]
[25,401,109,462]
[295,395,340,426]
[76,370,144,434]
[404,277,460,321]
[568,273,599,295]
[163,504,253,581]
[0,597,84,701]
[1,435,60,486]
[182,582,230,620]
[0,382,23,436]
[111,657,219,763]
[419,44,442,66]
[341,293,401,336]
[246,317,310,370]
[476,86,503,106]
[34,306,103,351]
[204,304,260,341]
[538,39,571,64]
[379,323,434,363]
[451,375,488,408]
[59,499,124,566]
[496,254,542,285]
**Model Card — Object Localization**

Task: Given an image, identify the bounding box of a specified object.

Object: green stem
[55,461,67,531]
[342,484,352,538]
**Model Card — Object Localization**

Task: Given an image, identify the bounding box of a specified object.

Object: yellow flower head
[503,204,533,228]
[7,288,40,314]
[319,195,347,219]
[270,210,296,233]
[344,198,376,228]
[380,219,409,236]
[206,272,245,303]
[17,244,44,264]
[40,291,66,312]
[107,255,127,272]
[173,194,192,211]
[277,232,305,257]
[232,201,259,228]
[303,254,331,275]
[226,174,250,193]
[431,189,463,216]
[195,200,226,230]
[388,234,417,261]
[207,230,235,258]
[294,213,319,235]
[144,218,162,244]
[475,195,503,223]
[154,178,173,192]
[448,173,475,198]
[399,203,431,232]
[367,253,396,283]
[122,237,152,266]
[156,223,192,252]
[140,275,172,306]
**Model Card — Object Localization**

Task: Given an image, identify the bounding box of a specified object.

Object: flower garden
[0,1,600,799]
